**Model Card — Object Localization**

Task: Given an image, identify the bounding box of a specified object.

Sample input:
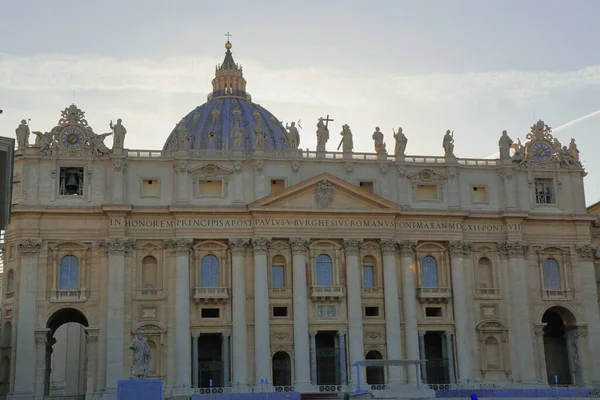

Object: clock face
[531,142,552,162]
[60,127,85,149]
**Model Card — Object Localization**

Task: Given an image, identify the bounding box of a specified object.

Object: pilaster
[399,240,419,383]
[252,237,271,385]
[84,327,100,400]
[343,238,364,384]
[229,238,249,385]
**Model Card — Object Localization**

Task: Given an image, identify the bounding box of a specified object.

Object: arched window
[477,257,493,288]
[272,351,292,387]
[201,255,220,287]
[271,255,285,288]
[484,336,502,369]
[365,350,385,385]
[6,270,14,293]
[421,256,438,287]
[316,254,333,286]
[141,256,158,289]
[543,258,561,290]
[2,322,11,348]
[362,256,375,288]
[59,255,79,291]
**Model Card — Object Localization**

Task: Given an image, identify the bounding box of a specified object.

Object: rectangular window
[426,307,443,317]
[359,181,374,193]
[363,266,374,287]
[471,186,488,203]
[416,184,438,201]
[272,265,285,288]
[141,179,160,198]
[270,179,285,195]
[59,167,84,196]
[535,179,555,204]
[201,308,220,318]
[365,306,379,317]
[273,306,288,317]
[198,180,223,196]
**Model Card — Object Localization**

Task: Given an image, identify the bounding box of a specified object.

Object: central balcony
[311,285,345,302]
[417,286,451,304]
[194,286,229,304]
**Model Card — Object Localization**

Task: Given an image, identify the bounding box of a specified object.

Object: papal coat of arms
[315,179,333,208]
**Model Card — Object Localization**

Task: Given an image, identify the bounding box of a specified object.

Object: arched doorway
[272,351,292,388]
[542,306,578,385]
[44,308,89,397]
[365,350,385,386]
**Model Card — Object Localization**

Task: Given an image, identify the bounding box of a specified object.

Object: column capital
[18,239,42,256]
[192,333,200,339]
[498,241,527,258]
[164,238,193,254]
[337,330,347,337]
[290,237,310,254]
[252,237,271,255]
[309,330,318,337]
[229,238,249,255]
[398,240,417,257]
[173,160,189,174]
[449,241,472,257]
[112,159,128,173]
[222,331,231,338]
[343,238,362,256]
[379,238,397,255]
[575,244,596,261]
[101,237,136,255]
[34,328,50,344]
[85,327,100,343]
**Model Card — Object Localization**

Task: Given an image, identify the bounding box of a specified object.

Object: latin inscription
[109,217,519,232]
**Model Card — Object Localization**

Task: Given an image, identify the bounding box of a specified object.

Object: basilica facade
[1,41,599,400]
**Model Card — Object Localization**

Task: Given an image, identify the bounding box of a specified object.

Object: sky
[1,0,600,204]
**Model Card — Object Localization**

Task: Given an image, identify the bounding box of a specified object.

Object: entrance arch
[272,351,292,387]
[365,350,385,385]
[542,306,578,385]
[44,308,89,397]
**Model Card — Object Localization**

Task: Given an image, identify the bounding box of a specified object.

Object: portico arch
[541,306,580,386]
[42,308,90,397]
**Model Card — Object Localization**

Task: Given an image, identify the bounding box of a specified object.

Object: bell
[65,174,78,191]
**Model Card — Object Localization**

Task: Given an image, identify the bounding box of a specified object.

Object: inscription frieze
[109,217,517,233]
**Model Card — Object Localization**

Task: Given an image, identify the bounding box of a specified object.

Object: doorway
[272,351,292,387]
[424,331,450,384]
[365,350,385,385]
[197,333,223,388]
[542,308,573,385]
[316,332,340,385]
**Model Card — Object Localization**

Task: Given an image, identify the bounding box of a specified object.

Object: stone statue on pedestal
[89,130,113,156]
[372,127,385,154]
[286,122,300,149]
[498,130,513,159]
[393,127,407,157]
[569,138,580,161]
[110,119,127,150]
[174,121,190,150]
[443,130,455,157]
[232,121,244,150]
[130,330,151,379]
[15,120,30,149]
[337,124,353,153]
[316,118,330,152]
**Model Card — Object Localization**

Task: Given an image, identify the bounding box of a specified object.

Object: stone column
[399,241,419,384]
[444,332,456,383]
[101,237,135,392]
[290,238,312,390]
[112,159,127,203]
[165,238,193,389]
[449,241,473,383]
[173,160,189,203]
[309,331,318,385]
[418,332,427,383]
[230,238,249,385]
[192,334,199,388]
[85,328,99,399]
[501,242,536,383]
[222,332,231,386]
[344,238,364,385]
[34,329,50,398]
[380,239,403,384]
[575,244,600,384]
[338,331,347,385]
[253,237,272,385]
[13,239,41,397]
[533,324,548,384]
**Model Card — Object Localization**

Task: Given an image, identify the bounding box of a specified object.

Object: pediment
[249,173,399,212]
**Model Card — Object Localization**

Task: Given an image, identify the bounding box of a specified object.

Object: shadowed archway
[542,306,578,386]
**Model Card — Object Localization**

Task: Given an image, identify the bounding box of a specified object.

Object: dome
[163,41,292,151]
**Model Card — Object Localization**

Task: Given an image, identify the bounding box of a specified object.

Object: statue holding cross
[316,115,333,152]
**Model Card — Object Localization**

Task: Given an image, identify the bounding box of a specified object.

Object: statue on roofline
[498,130,513,159]
[372,127,385,154]
[337,124,353,153]
[316,117,329,152]
[393,127,407,157]
[442,129,455,157]
[286,121,300,149]
[110,119,127,150]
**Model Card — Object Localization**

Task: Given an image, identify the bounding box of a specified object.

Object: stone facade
[1,43,599,399]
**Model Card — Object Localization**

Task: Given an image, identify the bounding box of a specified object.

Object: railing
[475,287,501,297]
[274,386,295,392]
[542,288,573,300]
[361,286,384,297]
[194,286,229,303]
[426,383,502,391]
[124,148,501,166]
[44,396,85,400]
[135,288,165,297]
[418,286,451,296]
[269,287,292,297]
[317,385,343,393]
[367,384,389,391]
[311,285,345,300]
[53,290,86,301]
